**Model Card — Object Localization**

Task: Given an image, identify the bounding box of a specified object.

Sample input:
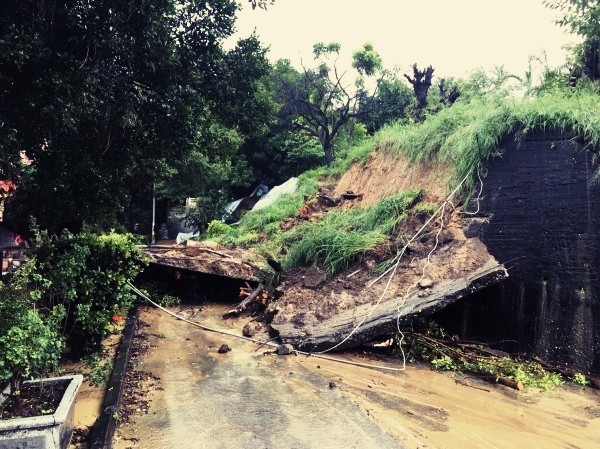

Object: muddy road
[112,303,600,449]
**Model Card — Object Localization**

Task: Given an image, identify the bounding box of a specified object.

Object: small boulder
[277,344,295,355]
[218,344,231,354]
[418,277,434,289]
[243,322,265,337]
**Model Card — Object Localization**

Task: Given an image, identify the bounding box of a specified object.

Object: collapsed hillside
[145,91,600,376]
[265,152,507,351]
[143,152,507,351]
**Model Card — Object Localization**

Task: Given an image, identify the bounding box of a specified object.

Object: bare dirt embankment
[333,152,452,207]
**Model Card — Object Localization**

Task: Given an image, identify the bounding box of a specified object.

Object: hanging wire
[127,281,407,372]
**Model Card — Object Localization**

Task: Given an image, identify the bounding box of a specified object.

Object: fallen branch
[532,356,580,378]
[222,286,263,318]
[532,357,600,389]
[496,377,524,391]
[200,247,234,258]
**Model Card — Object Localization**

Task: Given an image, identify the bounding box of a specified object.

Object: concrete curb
[89,305,138,449]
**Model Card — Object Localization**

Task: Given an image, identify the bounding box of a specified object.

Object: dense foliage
[271,42,383,167]
[0,286,65,394]
[0,0,272,232]
[14,230,146,356]
[375,87,600,194]
[544,0,600,80]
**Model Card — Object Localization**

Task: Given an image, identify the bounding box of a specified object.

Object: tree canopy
[0,0,272,231]
[272,42,383,166]
[544,0,600,80]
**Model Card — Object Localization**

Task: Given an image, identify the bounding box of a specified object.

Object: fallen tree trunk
[270,259,508,352]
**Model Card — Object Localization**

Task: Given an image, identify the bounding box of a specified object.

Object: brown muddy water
[111,303,600,449]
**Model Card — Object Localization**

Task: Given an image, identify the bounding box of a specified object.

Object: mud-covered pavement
[112,303,600,449]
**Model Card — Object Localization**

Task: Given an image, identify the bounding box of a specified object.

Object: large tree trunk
[404,64,435,121]
[324,141,334,167]
[583,39,600,80]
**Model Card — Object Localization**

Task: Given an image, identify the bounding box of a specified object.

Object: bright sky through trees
[229,0,579,78]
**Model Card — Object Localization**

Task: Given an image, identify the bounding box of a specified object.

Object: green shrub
[0,286,65,397]
[15,230,147,357]
[136,281,181,308]
[205,220,236,239]
[82,354,112,387]
[572,372,590,386]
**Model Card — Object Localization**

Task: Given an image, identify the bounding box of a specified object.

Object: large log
[271,259,508,352]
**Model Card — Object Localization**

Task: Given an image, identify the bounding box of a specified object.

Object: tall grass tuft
[282,189,421,275]
[373,88,600,195]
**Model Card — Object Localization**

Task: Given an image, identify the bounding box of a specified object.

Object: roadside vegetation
[2,0,600,404]
[0,230,146,407]
[397,321,565,390]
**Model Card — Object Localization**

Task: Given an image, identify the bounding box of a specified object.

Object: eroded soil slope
[267,152,503,349]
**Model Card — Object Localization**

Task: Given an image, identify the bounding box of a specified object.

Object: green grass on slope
[282,189,421,275]
[375,89,600,194]
[207,87,600,275]
[206,188,422,276]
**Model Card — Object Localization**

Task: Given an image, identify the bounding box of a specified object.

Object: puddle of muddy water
[113,303,600,449]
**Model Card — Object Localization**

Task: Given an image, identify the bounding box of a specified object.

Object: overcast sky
[228,0,579,79]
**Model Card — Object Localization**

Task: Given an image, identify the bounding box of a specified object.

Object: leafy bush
[185,189,229,233]
[136,280,181,308]
[572,372,590,386]
[15,230,147,357]
[0,286,65,396]
[82,354,112,388]
[205,220,236,239]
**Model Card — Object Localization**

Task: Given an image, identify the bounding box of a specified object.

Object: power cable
[126,281,407,372]
[313,169,475,359]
